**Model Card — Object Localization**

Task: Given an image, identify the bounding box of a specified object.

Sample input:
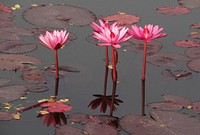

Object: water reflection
[88,66,123,116]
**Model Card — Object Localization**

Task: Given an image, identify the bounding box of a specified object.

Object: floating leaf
[150,110,200,135]
[27,85,49,93]
[23,4,96,28]
[178,0,200,8]
[147,102,183,111]
[0,54,41,71]
[0,27,34,40]
[0,85,27,103]
[162,94,193,106]
[0,4,12,13]
[0,78,11,87]
[124,39,162,55]
[55,126,84,135]
[84,121,118,135]
[190,22,200,29]
[147,52,189,68]
[67,113,90,124]
[0,41,37,54]
[104,13,140,25]
[156,6,190,15]
[174,40,200,48]
[192,102,200,113]
[187,57,200,72]
[161,69,192,80]
[0,112,13,121]
[185,47,200,58]
[21,70,47,84]
[120,113,175,135]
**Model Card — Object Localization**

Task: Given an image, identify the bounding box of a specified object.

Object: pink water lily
[39,30,69,79]
[128,24,167,81]
[128,24,167,42]
[93,22,130,48]
[39,30,69,50]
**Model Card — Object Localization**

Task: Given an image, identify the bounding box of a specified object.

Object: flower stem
[54,50,59,79]
[112,46,117,82]
[142,42,147,81]
[105,46,109,67]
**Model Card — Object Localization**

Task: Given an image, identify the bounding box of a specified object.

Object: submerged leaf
[178,0,200,8]
[174,40,200,48]
[156,6,190,15]
[185,47,200,58]
[27,85,49,93]
[161,69,192,80]
[67,113,90,124]
[0,111,13,121]
[23,4,96,28]
[187,57,200,72]
[21,70,47,84]
[55,126,84,135]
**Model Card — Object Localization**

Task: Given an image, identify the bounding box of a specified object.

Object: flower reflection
[88,94,123,113]
[37,112,67,127]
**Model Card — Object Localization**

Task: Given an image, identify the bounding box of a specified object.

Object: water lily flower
[39,30,69,50]
[39,30,69,79]
[93,22,130,48]
[128,24,167,81]
[128,24,167,42]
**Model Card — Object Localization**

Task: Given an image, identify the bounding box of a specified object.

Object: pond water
[0,0,200,135]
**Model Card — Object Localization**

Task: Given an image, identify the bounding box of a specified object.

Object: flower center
[143,28,150,38]
[110,31,115,39]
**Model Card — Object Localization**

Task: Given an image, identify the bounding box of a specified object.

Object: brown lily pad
[0,85,27,103]
[178,0,200,8]
[174,40,200,48]
[0,78,11,87]
[104,13,140,25]
[0,27,34,40]
[27,85,49,93]
[0,10,14,21]
[187,57,200,72]
[147,52,189,68]
[0,112,13,121]
[55,126,84,135]
[0,54,41,71]
[21,70,47,84]
[84,121,118,135]
[147,102,183,111]
[23,4,96,28]
[0,41,37,54]
[161,69,192,80]
[185,47,200,58]
[156,6,190,15]
[124,39,163,55]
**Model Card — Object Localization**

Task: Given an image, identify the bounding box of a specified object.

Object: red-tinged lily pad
[192,102,200,113]
[0,41,37,54]
[147,102,183,111]
[67,113,90,125]
[187,57,200,72]
[0,112,13,121]
[0,4,12,13]
[84,121,118,135]
[104,13,140,25]
[27,85,49,93]
[161,69,192,80]
[147,52,189,68]
[178,0,200,8]
[185,47,200,58]
[0,27,34,40]
[0,85,27,103]
[156,6,190,15]
[190,23,200,29]
[0,10,13,21]
[55,126,84,135]
[0,78,11,87]
[150,110,200,135]
[162,94,193,106]
[124,39,163,55]
[120,113,175,135]
[189,31,200,39]
[0,54,41,71]
[21,70,47,84]
[174,40,200,48]
[23,4,96,28]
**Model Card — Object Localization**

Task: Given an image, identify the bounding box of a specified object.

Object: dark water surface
[0,0,200,135]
